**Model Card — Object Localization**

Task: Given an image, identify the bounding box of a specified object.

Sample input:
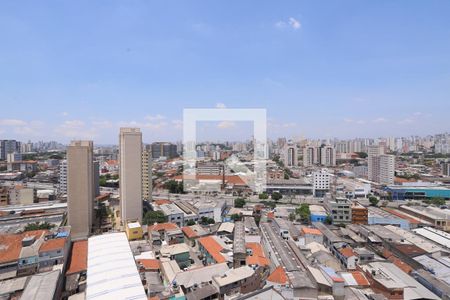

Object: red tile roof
[153,199,172,205]
[66,240,88,275]
[198,236,226,264]
[138,259,160,270]
[301,227,322,236]
[39,237,66,253]
[246,243,269,267]
[0,230,47,264]
[267,266,289,284]
[350,271,370,286]
[148,223,179,233]
[339,247,356,258]
[182,226,198,239]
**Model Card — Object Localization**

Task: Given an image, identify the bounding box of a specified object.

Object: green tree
[260,201,276,209]
[355,152,368,159]
[234,198,246,208]
[295,204,311,223]
[369,196,379,207]
[271,192,283,201]
[258,193,269,200]
[207,218,215,224]
[230,214,242,222]
[164,180,184,194]
[186,219,196,226]
[24,222,55,232]
[143,211,167,225]
[324,215,332,224]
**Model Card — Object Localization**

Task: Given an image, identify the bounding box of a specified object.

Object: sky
[0,0,449,144]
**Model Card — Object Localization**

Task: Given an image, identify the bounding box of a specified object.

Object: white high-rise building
[379,154,395,185]
[119,128,143,223]
[142,149,152,201]
[67,140,94,240]
[59,160,67,195]
[368,145,394,185]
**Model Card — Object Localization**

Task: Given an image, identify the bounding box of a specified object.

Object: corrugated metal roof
[86,233,146,300]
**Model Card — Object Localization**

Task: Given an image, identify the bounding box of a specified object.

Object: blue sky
[0,1,449,144]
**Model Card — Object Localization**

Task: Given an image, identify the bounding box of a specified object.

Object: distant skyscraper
[67,140,94,240]
[0,140,21,161]
[282,143,298,167]
[150,142,178,159]
[119,128,143,223]
[303,144,336,167]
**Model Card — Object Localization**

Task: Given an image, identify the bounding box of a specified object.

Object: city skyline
[1,1,450,143]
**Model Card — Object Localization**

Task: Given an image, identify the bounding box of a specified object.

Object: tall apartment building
[142,149,152,201]
[282,143,298,167]
[120,128,143,223]
[368,145,395,185]
[150,142,178,159]
[59,160,68,195]
[0,140,21,161]
[303,144,336,167]
[93,161,100,197]
[67,140,94,240]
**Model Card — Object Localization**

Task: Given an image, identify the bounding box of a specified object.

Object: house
[38,234,70,272]
[198,236,232,266]
[300,227,324,245]
[125,221,143,241]
[159,243,191,269]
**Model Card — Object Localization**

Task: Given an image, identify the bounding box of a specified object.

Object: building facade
[119,128,143,223]
[67,140,94,240]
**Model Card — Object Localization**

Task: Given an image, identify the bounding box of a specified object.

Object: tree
[369,196,379,207]
[186,219,196,226]
[295,204,310,223]
[164,180,184,194]
[355,152,368,159]
[24,222,55,232]
[271,192,283,201]
[324,215,332,225]
[143,211,167,225]
[207,218,215,224]
[424,197,446,206]
[234,198,246,208]
[260,201,276,210]
[258,193,269,200]
[230,214,242,222]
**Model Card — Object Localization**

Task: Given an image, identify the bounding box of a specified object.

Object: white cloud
[373,117,388,123]
[343,118,366,125]
[61,112,69,117]
[217,121,236,129]
[397,118,413,125]
[172,119,183,129]
[0,119,27,126]
[288,17,301,29]
[216,103,226,109]
[275,17,301,30]
[92,120,113,129]
[145,114,166,121]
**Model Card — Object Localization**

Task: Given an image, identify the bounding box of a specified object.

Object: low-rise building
[125,221,143,241]
[160,243,191,269]
[351,202,368,225]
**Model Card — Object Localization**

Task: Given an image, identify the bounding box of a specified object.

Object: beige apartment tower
[67,140,94,240]
[142,149,152,201]
[119,128,143,223]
